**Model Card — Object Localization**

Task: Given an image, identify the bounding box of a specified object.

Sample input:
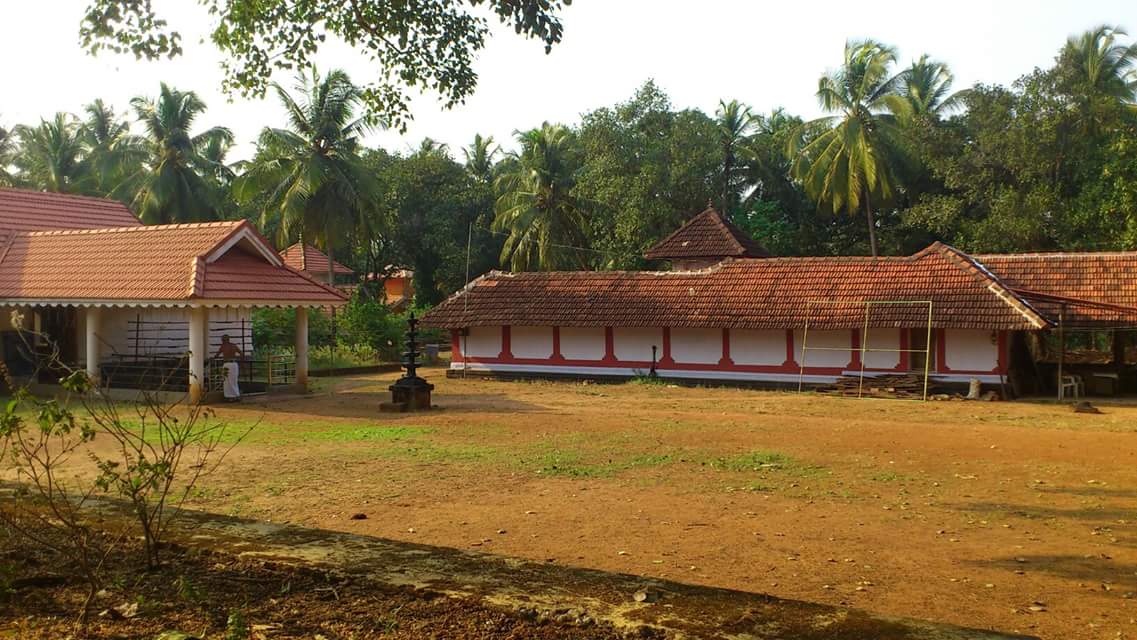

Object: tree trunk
[864,190,879,258]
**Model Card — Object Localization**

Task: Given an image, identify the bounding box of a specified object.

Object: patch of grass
[525,448,675,477]
[629,374,668,386]
[870,471,913,482]
[302,425,431,443]
[707,450,824,477]
[377,442,501,464]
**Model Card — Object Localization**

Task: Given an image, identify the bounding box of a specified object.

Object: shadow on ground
[62,495,1033,640]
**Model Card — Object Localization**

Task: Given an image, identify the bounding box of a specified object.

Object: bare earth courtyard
[63,369,1137,638]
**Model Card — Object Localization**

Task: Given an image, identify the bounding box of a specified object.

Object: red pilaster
[660,327,675,366]
[718,328,734,366]
[551,326,564,361]
[602,327,616,363]
[500,326,513,361]
[784,329,796,366]
[995,330,1007,373]
[850,329,862,369]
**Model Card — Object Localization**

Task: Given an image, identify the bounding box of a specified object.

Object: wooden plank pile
[815,373,927,399]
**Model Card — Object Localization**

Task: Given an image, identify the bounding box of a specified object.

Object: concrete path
[149,507,1034,640]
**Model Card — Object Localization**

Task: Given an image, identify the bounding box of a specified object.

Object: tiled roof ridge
[974,250,1137,258]
[644,207,770,259]
[25,220,244,237]
[928,242,1048,328]
[0,187,135,208]
[706,209,747,255]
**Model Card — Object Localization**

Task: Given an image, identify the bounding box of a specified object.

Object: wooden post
[295,307,309,389]
[1056,305,1066,401]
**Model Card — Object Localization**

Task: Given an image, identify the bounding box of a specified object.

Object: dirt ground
[26,367,1137,639]
[1,534,629,639]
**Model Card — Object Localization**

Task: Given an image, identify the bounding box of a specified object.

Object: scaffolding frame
[797,300,935,401]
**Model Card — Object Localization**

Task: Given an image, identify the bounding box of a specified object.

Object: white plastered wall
[861,328,901,369]
[463,325,502,358]
[731,329,787,366]
[794,330,853,368]
[511,326,554,359]
[944,329,999,372]
[560,326,605,360]
[613,327,663,362]
[670,328,722,364]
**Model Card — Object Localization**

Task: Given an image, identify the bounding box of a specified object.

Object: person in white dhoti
[214,334,243,402]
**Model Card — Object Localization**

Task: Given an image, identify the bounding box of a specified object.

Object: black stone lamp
[380,312,434,412]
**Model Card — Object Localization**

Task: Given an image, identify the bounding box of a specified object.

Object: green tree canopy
[131,83,233,223]
[80,0,571,130]
[235,69,380,284]
[493,122,589,271]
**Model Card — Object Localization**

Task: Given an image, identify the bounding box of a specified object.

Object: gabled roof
[644,206,770,261]
[0,188,141,236]
[976,251,1137,326]
[280,242,355,276]
[0,220,348,307]
[422,243,1048,331]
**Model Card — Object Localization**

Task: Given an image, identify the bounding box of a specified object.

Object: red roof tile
[977,252,1137,326]
[644,206,770,261]
[280,243,355,275]
[423,243,1048,331]
[0,188,141,234]
[0,221,347,306]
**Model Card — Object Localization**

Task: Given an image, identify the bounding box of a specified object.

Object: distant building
[0,188,347,402]
[424,206,1137,397]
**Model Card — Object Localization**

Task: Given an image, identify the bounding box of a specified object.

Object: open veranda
[30,367,1137,639]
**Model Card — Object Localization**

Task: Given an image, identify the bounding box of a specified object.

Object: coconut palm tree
[81,99,147,199]
[0,121,18,187]
[462,133,499,183]
[235,68,379,285]
[900,55,965,118]
[131,84,233,224]
[716,99,757,214]
[1063,25,1137,102]
[788,40,911,257]
[13,113,90,194]
[493,122,588,271]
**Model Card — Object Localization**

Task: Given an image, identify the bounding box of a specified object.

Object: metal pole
[798,303,811,393]
[858,302,870,399]
[1057,306,1066,400]
[922,302,933,401]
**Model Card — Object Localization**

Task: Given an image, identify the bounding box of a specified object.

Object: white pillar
[85,307,101,385]
[188,306,206,403]
[295,307,309,388]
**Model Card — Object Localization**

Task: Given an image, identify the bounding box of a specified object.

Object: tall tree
[900,55,964,117]
[493,122,588,271]
[81,0,570,129]
[0,122,14,186]
[1061,25,1137,102]
[789,40,911,257]
[235,69,379,285]
[715,99,757,214]
[131,84,233,223]
[81,99,147,200]
[13,113,90,194]
[462,134,500,183]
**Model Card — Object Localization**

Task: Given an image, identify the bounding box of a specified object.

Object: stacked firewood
[815,374,928,399]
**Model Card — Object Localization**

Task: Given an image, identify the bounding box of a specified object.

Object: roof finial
[706,199,715,211]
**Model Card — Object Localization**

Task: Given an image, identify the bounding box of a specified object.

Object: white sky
[3,1,1136,161]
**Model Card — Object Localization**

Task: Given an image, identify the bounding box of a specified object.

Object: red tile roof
[0,188,141,235]
[280,242,355,275]
[0,220,347,306]
[977,252,1137,326]
[644,206,770,261]
[423,243,1048,331]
